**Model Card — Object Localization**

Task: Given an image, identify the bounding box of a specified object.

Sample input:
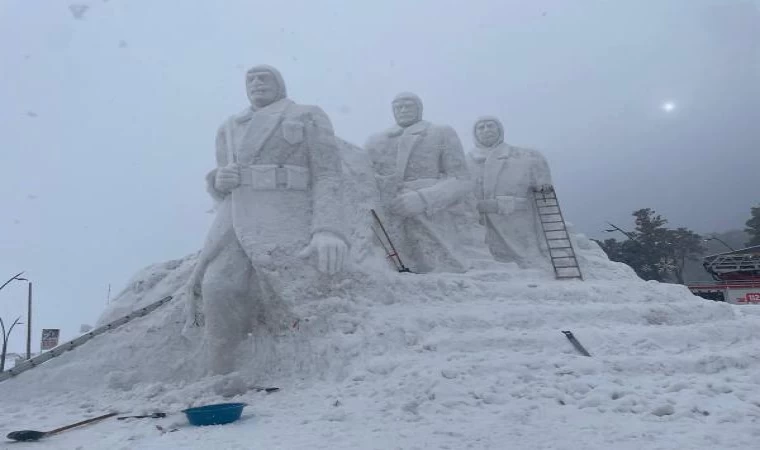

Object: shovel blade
[7,430,48,442]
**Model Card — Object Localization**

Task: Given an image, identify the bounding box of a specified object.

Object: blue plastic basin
[182,402,247,426]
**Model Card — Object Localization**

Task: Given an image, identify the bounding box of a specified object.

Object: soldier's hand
[298,231,347,274]
[476,199,499,214]
[214,164,240,193]
[391,192,426,217]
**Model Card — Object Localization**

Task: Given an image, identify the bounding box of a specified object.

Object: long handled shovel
[117,412,167,420]
[7,412,117,442]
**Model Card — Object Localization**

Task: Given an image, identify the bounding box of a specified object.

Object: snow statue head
[473,116,504,149]
[392,92,423,128]
[245,64,287,108]
[185,65,349,375]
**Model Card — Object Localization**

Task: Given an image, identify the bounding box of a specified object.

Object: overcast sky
[1,0,758,350]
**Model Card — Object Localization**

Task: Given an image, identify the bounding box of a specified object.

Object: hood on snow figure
[245,65,288,109]
[364,92,473,273]
[470,116,554,269]
[183,64,349,375]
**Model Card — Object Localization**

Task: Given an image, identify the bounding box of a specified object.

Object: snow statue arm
[530,151,554,191]
[488,150,553,216]
[415,126,472,215]
[493,196,525,216]
[297,106,348,274]
[205,123,239,203]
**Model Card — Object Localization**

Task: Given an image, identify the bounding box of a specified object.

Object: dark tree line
[596,209,705,284]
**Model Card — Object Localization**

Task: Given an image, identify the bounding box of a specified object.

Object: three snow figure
[185,66,559,374]
[470,116,553,268]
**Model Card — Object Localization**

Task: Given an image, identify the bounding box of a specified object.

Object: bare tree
[0,316,23,372]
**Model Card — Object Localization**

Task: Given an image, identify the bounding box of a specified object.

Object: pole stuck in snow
[370,209,412,273]
[562,330,591,357]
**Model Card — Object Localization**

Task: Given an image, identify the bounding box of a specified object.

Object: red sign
[745,293,760,304]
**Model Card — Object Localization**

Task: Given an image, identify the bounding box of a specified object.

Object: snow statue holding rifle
[184,65,348,374]
[469,116,553,268]
[365,92,472,273]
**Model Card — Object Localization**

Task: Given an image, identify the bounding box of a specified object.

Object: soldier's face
[475,120,501,148]
[393,99,420,127]
[247,71,279,107]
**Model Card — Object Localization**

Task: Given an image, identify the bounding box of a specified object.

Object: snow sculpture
[365,92,473,273]
[184,65,348,374]
[470,116,552,268]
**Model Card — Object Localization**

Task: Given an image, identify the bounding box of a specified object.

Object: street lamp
[0,272,25,294]
[0,316,23,372]
[704,237,735,252]
[1,273,32,360]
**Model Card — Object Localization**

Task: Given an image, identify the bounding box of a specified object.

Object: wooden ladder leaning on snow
[0,295,173,383]
[533,186,583,280]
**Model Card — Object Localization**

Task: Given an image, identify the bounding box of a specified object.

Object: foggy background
[1,0,759,350]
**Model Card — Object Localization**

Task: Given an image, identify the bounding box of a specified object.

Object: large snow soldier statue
[470,116,552,268]
[185,65,348,374]
[365,92,472,273]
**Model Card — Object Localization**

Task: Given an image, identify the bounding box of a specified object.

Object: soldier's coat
[186,97,345,327]
[365,120,472,273]
[476,142,552,267]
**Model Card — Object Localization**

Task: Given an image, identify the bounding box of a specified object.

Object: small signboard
[41,329,60,351]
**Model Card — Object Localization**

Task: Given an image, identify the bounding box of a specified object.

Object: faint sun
[661,101,676,112]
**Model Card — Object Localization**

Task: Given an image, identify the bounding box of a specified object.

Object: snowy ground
[1,244,760,449]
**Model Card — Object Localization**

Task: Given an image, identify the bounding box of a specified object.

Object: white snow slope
[2,237,760,450]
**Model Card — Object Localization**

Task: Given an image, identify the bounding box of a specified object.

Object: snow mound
[3,243,760,448]
[98,255,196,325]
[2,143,759,448]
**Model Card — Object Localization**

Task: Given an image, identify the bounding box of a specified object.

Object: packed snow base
[2,247,760,449]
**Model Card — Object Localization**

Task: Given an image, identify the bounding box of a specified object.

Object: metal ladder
[533,186,583,280]
[0,295,173,382]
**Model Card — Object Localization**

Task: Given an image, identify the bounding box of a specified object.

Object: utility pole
[26,282,32,360]
[14,277,32,360]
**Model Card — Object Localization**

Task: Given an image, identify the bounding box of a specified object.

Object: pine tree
[631,208,672,281]
[666,227,706,284]
[745,206,760,247]
[598,209,704,283]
